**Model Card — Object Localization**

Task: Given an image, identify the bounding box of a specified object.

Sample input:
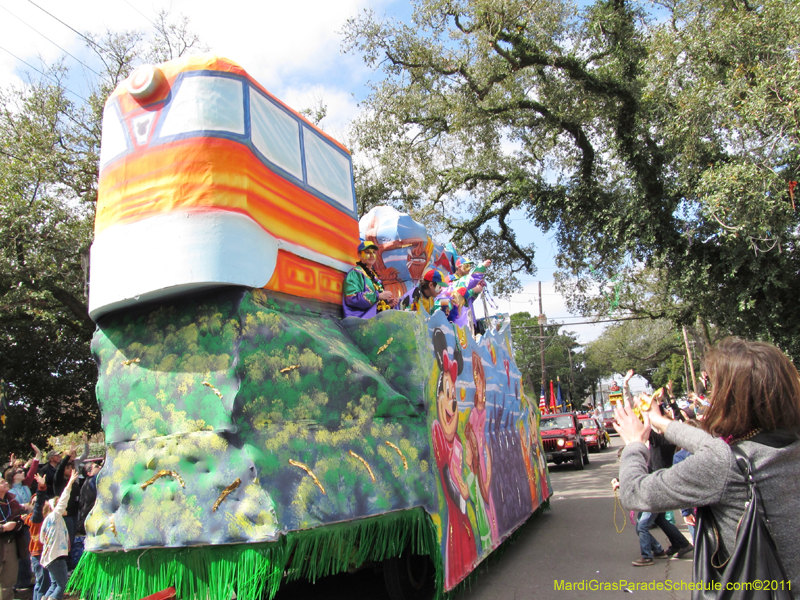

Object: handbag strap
[729,445,772,525]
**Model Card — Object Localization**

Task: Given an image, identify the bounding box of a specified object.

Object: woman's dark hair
[431,328,462,374]
[702,337,800,437]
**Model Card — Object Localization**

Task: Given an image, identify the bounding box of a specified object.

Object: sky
[0,0,612,346]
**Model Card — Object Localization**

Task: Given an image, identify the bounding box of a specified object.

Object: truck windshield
[540,416,574,431]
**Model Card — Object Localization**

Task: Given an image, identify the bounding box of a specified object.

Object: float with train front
[73,54,552,600]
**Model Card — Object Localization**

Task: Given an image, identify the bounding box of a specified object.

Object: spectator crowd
[0,435,101,600]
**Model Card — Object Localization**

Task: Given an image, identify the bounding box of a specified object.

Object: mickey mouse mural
[430,328,477,589]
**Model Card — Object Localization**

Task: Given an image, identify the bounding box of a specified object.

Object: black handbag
[692,445,794,600]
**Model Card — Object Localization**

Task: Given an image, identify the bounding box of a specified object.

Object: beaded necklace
[723,428,762,445]
[0,497,10,523]
[356,262,390,312]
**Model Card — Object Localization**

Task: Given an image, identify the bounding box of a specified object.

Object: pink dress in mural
[432,420,477,589]
[467,407,499,542]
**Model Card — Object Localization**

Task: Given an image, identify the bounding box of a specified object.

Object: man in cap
[342,240,397,319]
[40,450,61,499]
[398,269,445,314]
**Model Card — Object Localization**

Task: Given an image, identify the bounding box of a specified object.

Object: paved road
[274,437,693,600]
[447,436,694,600]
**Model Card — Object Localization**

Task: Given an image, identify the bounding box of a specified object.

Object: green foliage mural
[75,288,550,599]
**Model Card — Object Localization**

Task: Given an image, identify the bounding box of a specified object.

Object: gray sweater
[619,421,800,586]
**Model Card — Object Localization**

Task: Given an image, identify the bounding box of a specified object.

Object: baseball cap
[357,240,379,253]
[423,270,445,285]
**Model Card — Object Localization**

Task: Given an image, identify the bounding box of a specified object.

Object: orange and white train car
[89,55,358,319]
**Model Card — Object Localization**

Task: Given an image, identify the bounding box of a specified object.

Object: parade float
[71,54,551,600]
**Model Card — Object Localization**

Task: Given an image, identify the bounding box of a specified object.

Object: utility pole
[538,281,546,401]
[682,325,698,393]
[567,345,576,411]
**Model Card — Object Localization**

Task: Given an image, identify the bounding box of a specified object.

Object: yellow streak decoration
[348,450,376,482]
[140,470,186,490]
[377,337,394,355]
[280,365,300,373]
[122,358,140,366]
[212,478,241,513]
[288,460,326,495]
[384,441,408,471]
[202,381,224,399]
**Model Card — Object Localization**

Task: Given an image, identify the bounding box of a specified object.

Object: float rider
[433,286,468,323]
[398,269,446,314]
[342,241,397,318]
[446,257,491,328]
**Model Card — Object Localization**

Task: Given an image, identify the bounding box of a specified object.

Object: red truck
[539,413,589,470]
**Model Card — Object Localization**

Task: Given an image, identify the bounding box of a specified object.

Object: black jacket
[77,474,97,535]
[40,462,58,499]
[54,456,81,518]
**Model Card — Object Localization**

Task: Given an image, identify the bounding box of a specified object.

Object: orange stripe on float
[265,250,344,305]
[96,138,357,264]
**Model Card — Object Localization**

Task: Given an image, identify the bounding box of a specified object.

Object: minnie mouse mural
[431,328,478,589]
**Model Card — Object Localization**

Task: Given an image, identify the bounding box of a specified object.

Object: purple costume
[342,265,381,319]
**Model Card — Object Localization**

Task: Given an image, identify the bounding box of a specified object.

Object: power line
[122,0,158,28]
[0,5,102,76]
[25,0,102,53]
[511,314,654,328]
[0,45,88,103]
[512,311,641,321]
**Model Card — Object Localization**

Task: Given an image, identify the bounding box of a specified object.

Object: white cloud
[0,0,379,115]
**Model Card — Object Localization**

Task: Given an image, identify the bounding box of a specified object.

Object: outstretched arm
[31,474,47,524]
[53,470,79,517]
[73,434,89,474]
[22,444,41,487]
[622,369,635,405]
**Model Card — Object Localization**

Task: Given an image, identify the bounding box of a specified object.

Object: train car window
[303,126,355,212]
[99,103,130,168]
[250,89,303,180]
[161,75,245,137]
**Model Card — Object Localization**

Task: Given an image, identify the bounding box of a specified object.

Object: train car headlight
[127,64,164,101]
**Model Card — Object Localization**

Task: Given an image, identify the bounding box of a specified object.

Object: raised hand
[613,394,651,446]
